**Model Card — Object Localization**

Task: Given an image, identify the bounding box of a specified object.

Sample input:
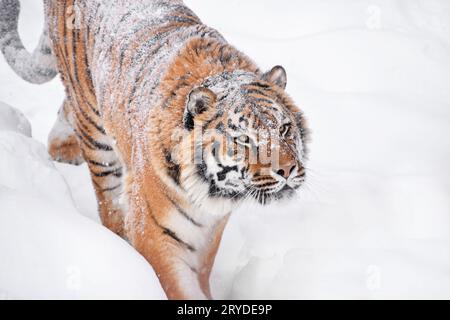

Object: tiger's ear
[184,87,217,131]
[262,66,287,89]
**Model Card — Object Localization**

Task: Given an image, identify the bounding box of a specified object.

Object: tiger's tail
[0,0,57,84]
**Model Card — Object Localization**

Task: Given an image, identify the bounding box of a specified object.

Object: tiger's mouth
[205,177,297,205]
[194,162,304,206]
[249,182,297,205]
[211,179,300,206]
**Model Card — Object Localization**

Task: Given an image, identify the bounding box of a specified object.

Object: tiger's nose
[273,162,296,179]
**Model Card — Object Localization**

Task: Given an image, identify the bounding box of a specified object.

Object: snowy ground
[1,0,450,299]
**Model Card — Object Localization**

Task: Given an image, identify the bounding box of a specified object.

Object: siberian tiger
[0,0,309,299]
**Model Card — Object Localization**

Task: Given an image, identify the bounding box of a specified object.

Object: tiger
[0,0,309,299]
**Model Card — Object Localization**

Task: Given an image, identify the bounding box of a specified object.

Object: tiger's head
[176,67,309,210]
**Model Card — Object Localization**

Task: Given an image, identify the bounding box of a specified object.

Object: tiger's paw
[48,133,84,166]
[48,114,84,166]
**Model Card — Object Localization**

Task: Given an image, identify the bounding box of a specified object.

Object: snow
[0,102,165,299]
[0,101,31,137]
[1,0,450,299]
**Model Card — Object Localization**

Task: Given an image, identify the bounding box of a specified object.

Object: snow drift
[0,101,165,299]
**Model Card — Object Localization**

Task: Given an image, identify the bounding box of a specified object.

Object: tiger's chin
[250,184,298,206]
[212,183,300,207]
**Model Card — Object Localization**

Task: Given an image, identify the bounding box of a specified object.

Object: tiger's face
[179,67,309,207]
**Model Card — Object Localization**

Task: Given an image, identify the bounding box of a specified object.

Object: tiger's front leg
[54,99,127,239]
[83,144,127,239]
[48,98,84,166]
[48,97,126,238]
[123,171,229,300]
[67,139,127,239]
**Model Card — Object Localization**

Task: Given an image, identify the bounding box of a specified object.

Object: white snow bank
[0,188,165,300]
[0,104,165,299]
[0,101,31,137]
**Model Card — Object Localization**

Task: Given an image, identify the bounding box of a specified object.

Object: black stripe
[71,29,101,118]
[74,130,96,151]
[76,124,113,151]
[215,122,225,133]
[114,11,138,71]
[255,181,279,188]
[247,82,272,89]
[163,228,196,252]
[164,150,181,185]
[124,39,169,109]
[126,46,160,106]
[73,96,106,135]
[196,162,209,182]
[161,74,191,109]
[84,26,94,82]
[165,14,200,27]
[253,177,276,183]
[88,159,117,168]
[167,197,203,228]
[239,116,249,127]
[184,111,195,131]
[218,45,233,65]
[244,88,272,98]
[93,168,123,178]
[217,165,239,182]
[146,201,196,252]
[118,14,196,76]
[92,5,104,38]
[101,184,122,192]
[56,19,105,136]
[227,119,239,131]
[252,96,274,106]
[127,27,176,72]
[171,5,201,24]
